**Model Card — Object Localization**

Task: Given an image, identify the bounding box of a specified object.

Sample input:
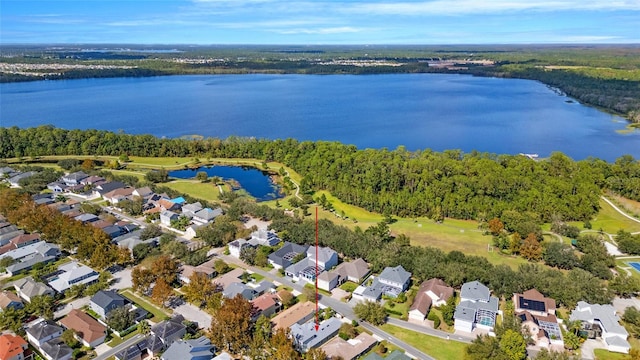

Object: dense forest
[2,127,639,222]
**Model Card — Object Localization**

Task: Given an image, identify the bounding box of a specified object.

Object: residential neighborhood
[2,162,640,360]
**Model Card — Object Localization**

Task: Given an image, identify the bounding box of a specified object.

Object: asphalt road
[218,253,445,360]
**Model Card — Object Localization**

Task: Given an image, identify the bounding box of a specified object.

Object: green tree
[106,306,135,332]
[499,329,527,360]
[196,171,208,182]
[138,320,151,335]
[353,301,387,325]
[62,329,79,348]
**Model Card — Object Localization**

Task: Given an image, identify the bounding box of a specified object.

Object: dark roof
[161,336,214,360]
[96,181,126,194]
[26,320,63,341]
[91,290,127,310]
[115,337,148,360]
[41,339,73,360]
[151,315,186,341]
[268,242,309,268]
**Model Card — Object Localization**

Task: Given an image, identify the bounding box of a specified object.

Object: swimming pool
[628,262,640,273]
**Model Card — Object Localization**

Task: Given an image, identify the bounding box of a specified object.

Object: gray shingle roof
[91,290,127,310]
[40,339,73,360]
[570,301,629,337]
[378,265,411,285]
[26,320,63,341]
[290,317,342,351]
[460,280,490,302]
[161,336,213,360]
[268,242,309,268]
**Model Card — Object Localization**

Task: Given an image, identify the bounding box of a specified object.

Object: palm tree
[137,320,151,335]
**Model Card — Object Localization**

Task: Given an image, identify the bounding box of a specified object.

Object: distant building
[12,277,55,302]
[0,291,25,312]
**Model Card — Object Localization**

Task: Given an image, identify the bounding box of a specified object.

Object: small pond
[169,165,283,201]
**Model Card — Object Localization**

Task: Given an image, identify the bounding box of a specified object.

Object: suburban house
[290,317,342,352]
[59,309,107,348]
[321,332,377,360]
[27,321,64,347]
[285,246,338,283]
[265,244,324,271]
[271,301,316,331]
[4,242,60,276]
[409,278,454,322]
[213,352,233,360]
[39,339,72,360]
[158,199,181,212]
[47,182,67,193]
[228,239,254,258]
[0,291,24,311]
[332,258,371,284]
[80,175,105,186]
[192,208,223,224]
[150,315,187,350]
[12,277,55,302]
[318,271,341,292]
[0,332,30,360]
[103,187,135,204]
[160,336,214,360]
[160,210,179,226]
[513,289,563,348]
[251,293,281,320]
[8,172,37,187]
[213,268,245,289]
[90,290,129,319]
[249,229,281,247]
[222,282,256,301]
[179,263,217,284]
[570,301,630,353]
[0,233,42,255]
[181,202,203,219]
[454,280,500,333]
[93,181,126,197]
[48,261,100,293]
[0,225,24,245]
[62,171,88,186]
[249,280,276,296]
[132,186,154,199]
[353,265,411,302]
[74,213,99,224]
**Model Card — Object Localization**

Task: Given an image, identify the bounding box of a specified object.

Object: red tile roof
[0,333,27,360]
[59,309,107,344]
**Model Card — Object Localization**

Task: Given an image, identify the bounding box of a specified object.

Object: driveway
[110,268,132,290]
[172,301,212,328]
[581,339,605,360]
[54,296,90,319]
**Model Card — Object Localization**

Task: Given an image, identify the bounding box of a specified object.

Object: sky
[1,0,639,45]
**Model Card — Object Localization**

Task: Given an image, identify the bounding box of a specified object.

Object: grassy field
[606,194,640,220]
[379,324,468,360]
[163,180,222,202]
[582,198,640,234]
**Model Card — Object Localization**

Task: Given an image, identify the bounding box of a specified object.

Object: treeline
[2,126,640,221]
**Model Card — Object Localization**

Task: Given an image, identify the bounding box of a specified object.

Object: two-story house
[454,281,500,333]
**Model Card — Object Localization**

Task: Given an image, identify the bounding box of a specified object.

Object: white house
[454,281,499,333]
[570,301,630,353]
[48,261,100,293]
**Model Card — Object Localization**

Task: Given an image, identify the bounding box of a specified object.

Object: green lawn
[106,328,141,347]
[163,180,222,202]
[340,281,359,292]
[119,290,170,322]
[384,299,410,320]
[380,324,467,360]
[594,349,629,360]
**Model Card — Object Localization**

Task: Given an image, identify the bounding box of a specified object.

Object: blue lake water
[0,73,638,161]
[168,165,282,201]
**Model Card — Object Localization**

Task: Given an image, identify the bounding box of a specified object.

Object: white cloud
[347,0,640,15]
[275,26,365,34]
